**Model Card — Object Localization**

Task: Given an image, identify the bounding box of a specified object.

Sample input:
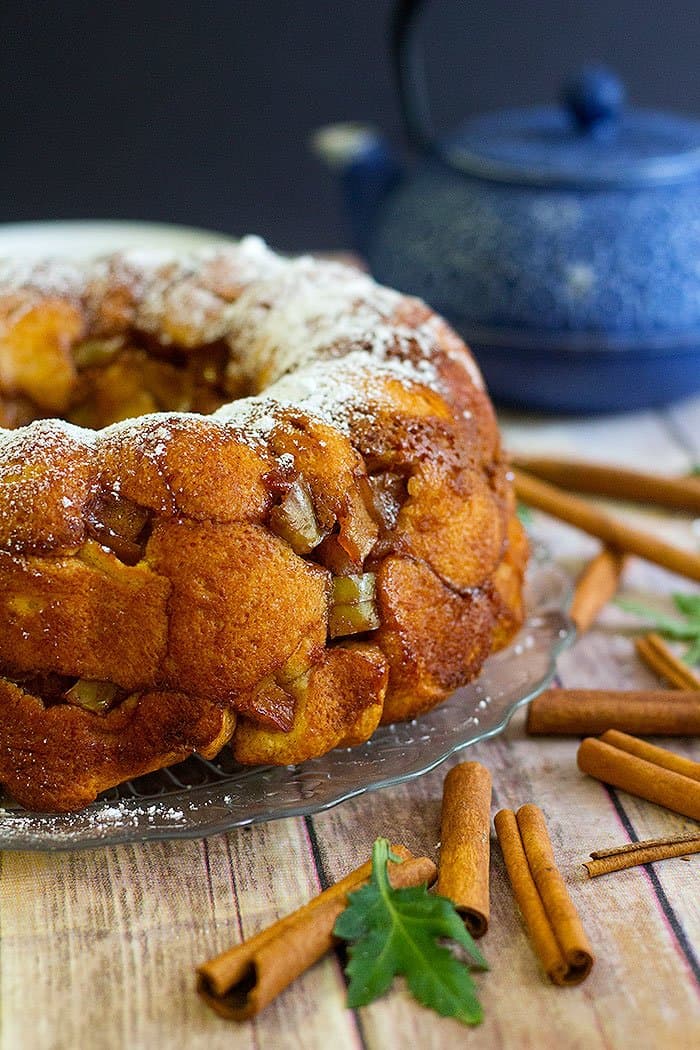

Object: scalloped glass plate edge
[0,552,574,851]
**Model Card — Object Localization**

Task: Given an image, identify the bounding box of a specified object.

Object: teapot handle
[390,0,436,152]
[392,2,629,153]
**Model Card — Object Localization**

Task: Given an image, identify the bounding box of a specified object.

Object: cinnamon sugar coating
[0,238,527,810]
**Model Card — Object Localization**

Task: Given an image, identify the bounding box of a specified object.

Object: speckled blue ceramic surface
[362,160,700,410]
[368,166,700,338]
[317,4,700,411]
[441,107,700,187]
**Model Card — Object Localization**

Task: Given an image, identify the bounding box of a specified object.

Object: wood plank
[556,622,700,985]
[0,821,361,1050]
[501,408,693,473]
[308,703,700,1049]
[665,394,700,458]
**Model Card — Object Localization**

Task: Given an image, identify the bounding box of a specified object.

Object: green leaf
[673,593,700,619]
[615,598,700,640]
[682,637,700,667]
[616,593,700,664]
[516,502,533,526]
[689,465,700,477]
[334,838,486,1026]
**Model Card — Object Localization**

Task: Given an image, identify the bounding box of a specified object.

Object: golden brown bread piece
[0,238,527,810]
[0,680,235,812]
[232,643,388,765]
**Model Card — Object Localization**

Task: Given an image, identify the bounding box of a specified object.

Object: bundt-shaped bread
[0,238,527,811]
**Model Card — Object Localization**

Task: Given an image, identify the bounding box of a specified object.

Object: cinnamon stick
[591,831,700,859]
[510,455,700,515]
[494,804,594,986]
[584,832,700,877]
[526,688,700,736]
[600,729,700,781]
[513,468,700,584]
[636,633,700,690]
[436,762,492,937]
[196,845,436,1020]
[569,548,626,633]
[577,733,700,820]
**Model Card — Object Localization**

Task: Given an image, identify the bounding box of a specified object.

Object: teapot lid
[440,68,700,187]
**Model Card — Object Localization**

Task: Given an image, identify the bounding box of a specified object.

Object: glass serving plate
[0,551,574,851]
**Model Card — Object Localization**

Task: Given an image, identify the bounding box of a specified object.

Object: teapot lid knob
[562,66,626,130]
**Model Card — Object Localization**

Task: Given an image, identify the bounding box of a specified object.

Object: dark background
[2,0,699,251]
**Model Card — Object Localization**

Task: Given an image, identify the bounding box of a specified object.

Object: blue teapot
[314,0,700,412]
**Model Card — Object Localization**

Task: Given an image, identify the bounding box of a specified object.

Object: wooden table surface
[2,396,700,1050]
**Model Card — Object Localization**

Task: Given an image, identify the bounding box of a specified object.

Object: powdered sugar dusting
[0,237,479,542]
[221,254,442,391]
[1,237,448,444]
[0,256,86,302]
[0,797,189,841]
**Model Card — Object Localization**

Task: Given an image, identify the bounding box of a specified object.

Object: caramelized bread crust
[0,239,527,810]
